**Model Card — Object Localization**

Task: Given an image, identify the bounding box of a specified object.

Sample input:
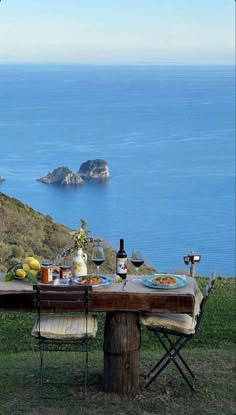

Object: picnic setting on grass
[0,218,235,415]
[0,223,218,398]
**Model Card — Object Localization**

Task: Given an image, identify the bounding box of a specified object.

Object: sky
[0,0,235,64]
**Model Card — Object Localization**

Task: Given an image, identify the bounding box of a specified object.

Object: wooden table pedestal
[103,311,141,394]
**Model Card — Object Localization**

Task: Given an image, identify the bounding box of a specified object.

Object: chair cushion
[140,312,196,335]
[32,315,98,340]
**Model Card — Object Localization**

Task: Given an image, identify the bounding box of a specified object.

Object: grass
[0,277,235,414]
[0,350,235,415]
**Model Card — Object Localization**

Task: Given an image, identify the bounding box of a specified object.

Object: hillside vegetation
[0,192,72,272]
[0,192,156,275]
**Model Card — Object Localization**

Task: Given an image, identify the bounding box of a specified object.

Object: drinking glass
[130,250,144,276]
[91,244,105,275]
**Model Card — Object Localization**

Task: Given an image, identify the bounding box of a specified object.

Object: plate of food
[143,274,187,289]
[72,275,112,288]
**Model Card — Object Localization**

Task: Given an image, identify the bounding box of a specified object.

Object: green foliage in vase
[70,219,90,251]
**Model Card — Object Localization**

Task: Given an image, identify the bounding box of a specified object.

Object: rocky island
[78,159,110,180]
[36,167,84,185]
[36,160,110,185]
[0,176,6,182]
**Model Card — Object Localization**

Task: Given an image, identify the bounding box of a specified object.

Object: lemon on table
[27,258,41,271]
[15,269,26,279]
[28,269,38,277]
[24,256,35,264]
[23,263,31,272]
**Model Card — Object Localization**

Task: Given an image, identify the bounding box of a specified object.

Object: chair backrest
[33,284,93,314]
[195,274,217,332]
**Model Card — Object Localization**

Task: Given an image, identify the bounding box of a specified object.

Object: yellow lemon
[15,269,26,278]
[28,258,41,271]
[28,269,38,277]
[23,263,31,272]
[25,256,35,264]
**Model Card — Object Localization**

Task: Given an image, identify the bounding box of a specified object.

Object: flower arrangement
[70,219,89,251]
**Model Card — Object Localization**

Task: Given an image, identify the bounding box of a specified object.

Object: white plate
[72,275,112,288]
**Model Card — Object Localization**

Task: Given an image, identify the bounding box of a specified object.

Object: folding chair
[140,275,217,391]
[31,284,98,397]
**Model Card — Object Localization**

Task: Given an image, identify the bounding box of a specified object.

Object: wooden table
[0,274,202,394]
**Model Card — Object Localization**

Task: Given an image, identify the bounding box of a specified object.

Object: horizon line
[0,62,234,67]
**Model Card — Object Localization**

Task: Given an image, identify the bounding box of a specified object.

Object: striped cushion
[32,315,98,340]
[140,313,196,335]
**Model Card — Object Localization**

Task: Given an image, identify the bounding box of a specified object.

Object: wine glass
[130,250,144,277]
[91,244,105,275]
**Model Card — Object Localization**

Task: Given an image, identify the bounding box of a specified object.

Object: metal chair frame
[143,275,217,391]
[33,284,95,397]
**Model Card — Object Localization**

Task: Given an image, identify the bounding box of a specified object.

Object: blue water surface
[0,64,235,276]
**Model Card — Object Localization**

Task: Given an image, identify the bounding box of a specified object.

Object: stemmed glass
[130,250,144,278]
[91,243,105,275]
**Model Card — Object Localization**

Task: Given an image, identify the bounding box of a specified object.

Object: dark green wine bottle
[116,238,127,279]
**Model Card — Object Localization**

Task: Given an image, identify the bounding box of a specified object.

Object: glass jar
[41,261,54,284]
[59,265,72,279]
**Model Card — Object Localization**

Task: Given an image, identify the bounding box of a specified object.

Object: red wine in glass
[93,258,105,267]
[130,259,144,269]
[130,251,144,275]
[92,245,105,274]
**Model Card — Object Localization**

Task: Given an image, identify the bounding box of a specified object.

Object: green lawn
[0,277,235,415]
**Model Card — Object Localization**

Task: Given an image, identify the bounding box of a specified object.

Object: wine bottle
[116,238,128,279]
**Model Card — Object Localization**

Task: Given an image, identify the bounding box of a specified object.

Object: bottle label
[60,268,72,279]
[41,266,53,283]
[48,267,53,282]
[116,258,128,274]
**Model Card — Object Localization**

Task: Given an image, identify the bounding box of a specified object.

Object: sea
[0,64,235,276]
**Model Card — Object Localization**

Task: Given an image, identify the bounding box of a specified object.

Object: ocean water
[0,64,235,276]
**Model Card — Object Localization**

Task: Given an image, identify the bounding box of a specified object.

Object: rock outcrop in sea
[36,167,84,185]
[0,176,5,182]
[36,160,110,185]
[78,159,110,180]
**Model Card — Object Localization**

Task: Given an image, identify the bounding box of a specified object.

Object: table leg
[103,311,141,394]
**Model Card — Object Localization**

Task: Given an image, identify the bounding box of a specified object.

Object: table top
[0,273,203,314]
